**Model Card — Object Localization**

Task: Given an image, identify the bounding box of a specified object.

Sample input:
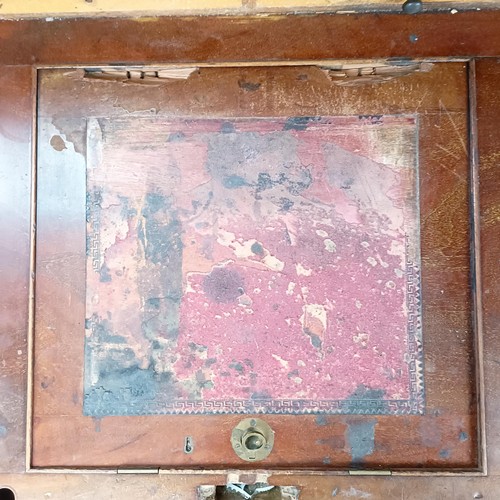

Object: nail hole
[0,488,16,500]
[184,436,194,454]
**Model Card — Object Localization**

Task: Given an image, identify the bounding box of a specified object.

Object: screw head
[402,0,423,14]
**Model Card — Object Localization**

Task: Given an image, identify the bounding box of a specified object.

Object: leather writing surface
[83,115,423,417]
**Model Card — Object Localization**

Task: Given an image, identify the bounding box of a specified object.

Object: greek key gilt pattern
[86,190,102,273]
[85,397,424,416]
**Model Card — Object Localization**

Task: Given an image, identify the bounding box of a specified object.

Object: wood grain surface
[476,58,500,477]
[0,66,33,473]
[0,11,499,66]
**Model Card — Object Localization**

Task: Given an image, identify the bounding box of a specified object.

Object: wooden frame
[0,11,499,65]
[33,63,475,471]
[0,10,499,498]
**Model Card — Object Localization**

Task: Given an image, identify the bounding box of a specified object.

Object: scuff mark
[300,303,327,349]
[272,354,290,369]
[317,435,345,449]
[50,134,67,151]
[262,253,285,271]
[316,414,328,426]
[223,174,248,189]
[420,418,441,447]
[295,262,312,276]
[324,238,337,252]
[93,417,101,432]
[340,487,372,498]
[203,265,244,303]
[439,99,467,154]
[283,116,318,131]
[238,80,262,92]
[346,419,376,463]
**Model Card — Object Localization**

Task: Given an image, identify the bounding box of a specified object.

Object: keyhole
[184,436,194,454]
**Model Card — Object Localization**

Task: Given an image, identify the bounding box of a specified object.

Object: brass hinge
[323,62,433,86]
[116,468,160,474]
[348,469,392,475]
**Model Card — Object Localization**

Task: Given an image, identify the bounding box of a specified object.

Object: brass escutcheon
[230,418,275,461]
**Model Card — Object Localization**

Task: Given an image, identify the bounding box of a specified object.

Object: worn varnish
[31,64,477,470]
[0,66,33,473]
[0,11,500,66]
[476,58,500,476]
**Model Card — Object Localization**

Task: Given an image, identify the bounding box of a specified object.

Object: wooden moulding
[467,59,487,476]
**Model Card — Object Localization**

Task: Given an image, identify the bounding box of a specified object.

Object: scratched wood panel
[475,59,500,476]
[2,12,500,66]
[32,64,477,469]
[0,66,33,473]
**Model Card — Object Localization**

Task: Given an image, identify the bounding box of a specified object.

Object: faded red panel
[82,116,423,416]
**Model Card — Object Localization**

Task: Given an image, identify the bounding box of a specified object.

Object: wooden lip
[0,11,500,66]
